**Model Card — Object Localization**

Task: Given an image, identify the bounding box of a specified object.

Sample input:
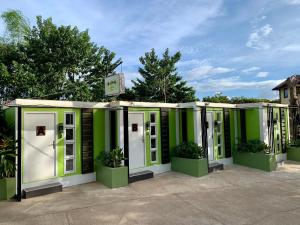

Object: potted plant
[234,140,276,172]
[171,142,208,177]
[95,146,128,188]
[0,136,16,200]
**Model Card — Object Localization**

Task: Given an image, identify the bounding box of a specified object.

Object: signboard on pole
[105,73,125,96]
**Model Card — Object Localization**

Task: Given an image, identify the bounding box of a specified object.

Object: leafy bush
[174,142,205,159]
[237,140,271,154]
[103,146,125,168]
[0,136,16,179]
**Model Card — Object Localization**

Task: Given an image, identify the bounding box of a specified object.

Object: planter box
[95,161,128,188]
[171,157,208,177]
[287,146,300,162]
[233,152,277,172]
[0,178,16,201]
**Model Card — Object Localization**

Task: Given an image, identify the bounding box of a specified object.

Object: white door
[128,113,145,170]
[206,112,214,161]
[24,113,56,183]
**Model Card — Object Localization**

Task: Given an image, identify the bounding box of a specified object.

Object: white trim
[7,99,289,110]
[262,108,269,145]
[149,112,158,163]
[9,99,109,108]
[105,109,110,152]
[129,163,171,175]
[22,173,96,190]
[111,101,178,108]
[118,109,124,150]
[193,107,201,146]
[64,112,76,174]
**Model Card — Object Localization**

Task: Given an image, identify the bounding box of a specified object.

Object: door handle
[52,140,55,149]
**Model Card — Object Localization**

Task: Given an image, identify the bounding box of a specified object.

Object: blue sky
[1,0,300,99]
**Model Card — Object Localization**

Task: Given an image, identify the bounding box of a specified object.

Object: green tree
[202,94,272,104]
[0,10,30,43]
[0,13,121,101]
[132,48,197,103]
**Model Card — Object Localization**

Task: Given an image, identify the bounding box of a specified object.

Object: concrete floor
[1,162,300,225]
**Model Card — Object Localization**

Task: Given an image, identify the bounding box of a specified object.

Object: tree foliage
[0,11,122,102]
[0,10,30,43]
[202,94,273,104]
[132,48,197,103]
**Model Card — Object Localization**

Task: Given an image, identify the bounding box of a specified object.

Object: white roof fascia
[236,102,288,108]
[7,99,110,108]
[110,101,179,108]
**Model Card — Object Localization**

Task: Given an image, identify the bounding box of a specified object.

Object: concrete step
[129,170,153,183]
[208,163,224,173]
[277,160,285,167]
[23,182,62,199]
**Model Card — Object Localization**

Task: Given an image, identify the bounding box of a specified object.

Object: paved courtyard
[1,162,300,225]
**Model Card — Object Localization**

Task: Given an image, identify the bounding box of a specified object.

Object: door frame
[206,111,214,161]
[128,112,146,170]
[23,111,58,184]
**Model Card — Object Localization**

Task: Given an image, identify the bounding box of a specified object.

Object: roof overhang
[109,101,179,108]
[7,99,110,108]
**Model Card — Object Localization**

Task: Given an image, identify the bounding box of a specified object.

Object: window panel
[66,159,74,172]
[151,125,156,135]
[151,151,157,162]
[284,88,288,98]
[66,128,74,141]
[150,113,156,123]
[218,146,222,156]
[66,144,74,156]
[151,138,156,149]
[66,113,74,125]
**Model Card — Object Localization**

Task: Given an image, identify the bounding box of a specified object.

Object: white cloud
[191,77,284,92]
[286,0,300,5]
[186,65,235,80]
[123,72,141,88]
[282,44,300,52]
[246,24,273,50]
[256,71,269,77]
[242,66,261,73]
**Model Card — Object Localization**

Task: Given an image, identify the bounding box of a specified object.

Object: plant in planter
[0,136,16,200]
[171,142,208,177]
[95,147,128,188]
[234,140,276,172]
[237,140,271,154]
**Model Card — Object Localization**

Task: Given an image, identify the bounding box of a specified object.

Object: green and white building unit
[3,99,290,200]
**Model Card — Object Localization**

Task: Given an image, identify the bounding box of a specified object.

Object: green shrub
[0,136,16,179]
[237,140,271,154]
[174,142,205,159]
[102,146,125,168]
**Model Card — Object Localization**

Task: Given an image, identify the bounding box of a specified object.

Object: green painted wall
[229,109,237,155]
[245,108,260,141]
[128,107,161,166]
[93,109,106,160]
[22,108,82,182]
[169,109,177,157]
